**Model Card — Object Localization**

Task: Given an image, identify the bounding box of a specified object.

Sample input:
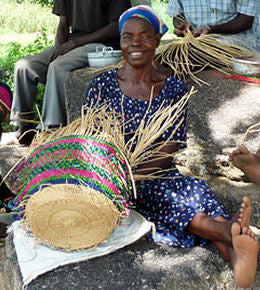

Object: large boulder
[0,143,259,289]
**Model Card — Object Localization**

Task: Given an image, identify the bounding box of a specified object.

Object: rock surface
[0,146,259,290]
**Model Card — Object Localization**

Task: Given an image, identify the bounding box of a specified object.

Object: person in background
[167,0,260,52]
[10,0,131,145]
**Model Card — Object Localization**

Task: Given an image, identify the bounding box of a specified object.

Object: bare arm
[72,20,119,48]
[194,13,254,36]
[55,15,69,46]
[135,142,179,176]
[54,20,119,57]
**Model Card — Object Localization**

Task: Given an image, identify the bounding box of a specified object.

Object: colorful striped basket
[12,135,132,250]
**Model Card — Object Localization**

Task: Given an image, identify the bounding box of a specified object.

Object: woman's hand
[51,39,76,61]
[135,142,179,176]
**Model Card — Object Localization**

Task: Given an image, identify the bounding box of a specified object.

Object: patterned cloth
[0,82,12,123]
[119,5,168,35]
[84,69,230,247]
[167,0,260,52]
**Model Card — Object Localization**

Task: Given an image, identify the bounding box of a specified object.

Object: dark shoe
[0,222,7,238]
[15,122,36,146]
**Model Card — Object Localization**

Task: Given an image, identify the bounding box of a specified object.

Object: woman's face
[120,17,161,68]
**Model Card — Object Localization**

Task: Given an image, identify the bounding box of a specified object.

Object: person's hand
[51,39,76,61]
[174,23,192,37]
[193,25,211,37]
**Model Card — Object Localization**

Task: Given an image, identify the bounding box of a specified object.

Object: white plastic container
[232,55,260,76]
[87,46,122,67]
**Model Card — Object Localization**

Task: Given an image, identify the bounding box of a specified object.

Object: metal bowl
[87,46,122,67]
[232,55,260,76]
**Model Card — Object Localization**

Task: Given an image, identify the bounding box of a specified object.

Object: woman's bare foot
[238,196,252,229]
[230,196,251,233]
[229,145,260,185]
[231,222,259,288]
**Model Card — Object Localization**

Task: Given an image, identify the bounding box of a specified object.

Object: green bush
[152,0,173,32]
[28,0,54,6]
[0,30,54,131]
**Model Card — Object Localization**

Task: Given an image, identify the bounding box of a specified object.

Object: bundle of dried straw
[30,86,196,181]
[156,29,249,85]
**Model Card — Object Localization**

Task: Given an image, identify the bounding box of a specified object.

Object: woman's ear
[155,33,162,47]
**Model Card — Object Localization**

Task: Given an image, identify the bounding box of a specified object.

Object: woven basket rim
[25,184,120,250]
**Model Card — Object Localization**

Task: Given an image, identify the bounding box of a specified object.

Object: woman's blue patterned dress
[84,69,230,248]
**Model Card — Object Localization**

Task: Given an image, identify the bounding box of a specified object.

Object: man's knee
[15,57,42,77]
[47,57,67,78]
[14,58,31,74]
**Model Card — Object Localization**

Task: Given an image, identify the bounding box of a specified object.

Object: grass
[0,0,58,34]
[152,0,174,35]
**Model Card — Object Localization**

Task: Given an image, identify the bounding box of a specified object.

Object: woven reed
[242,122,260,144]
[25,184,120,250]
[155,30,249,86]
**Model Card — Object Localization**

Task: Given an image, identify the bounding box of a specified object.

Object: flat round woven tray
[25,184,120,250]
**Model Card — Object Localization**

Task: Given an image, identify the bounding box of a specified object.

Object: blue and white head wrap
[119,5,168,36]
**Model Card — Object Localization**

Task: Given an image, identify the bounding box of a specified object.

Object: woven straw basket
[25,184,120,250]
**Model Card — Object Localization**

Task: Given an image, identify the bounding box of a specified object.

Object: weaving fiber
[156,30,249,85]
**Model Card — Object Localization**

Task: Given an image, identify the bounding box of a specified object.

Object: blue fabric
[167,0,259,52]
[84,69,230,248]
[119,5,168,36]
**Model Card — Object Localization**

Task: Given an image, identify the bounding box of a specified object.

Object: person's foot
[231,222,259,288]
[17,130,36,146]
[0,222,7,238]
[0,125,36,146]
[229,145,260,184]
[237,196,252,229]
[230,196,252,232]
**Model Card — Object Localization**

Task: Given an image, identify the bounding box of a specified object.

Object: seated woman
[83,5,258,288]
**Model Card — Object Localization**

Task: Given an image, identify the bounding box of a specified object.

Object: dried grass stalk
[81,60,125,77]
[29,87,196,181]
[242,122,260,144]
[156,29,249,86]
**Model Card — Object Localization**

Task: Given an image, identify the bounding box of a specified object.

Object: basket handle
[96,46,113,56]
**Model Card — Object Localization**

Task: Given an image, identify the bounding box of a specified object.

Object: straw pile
[156,29,248,85]
[31,86,196,181]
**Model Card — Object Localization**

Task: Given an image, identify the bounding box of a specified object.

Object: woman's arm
[135,142,179,176]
